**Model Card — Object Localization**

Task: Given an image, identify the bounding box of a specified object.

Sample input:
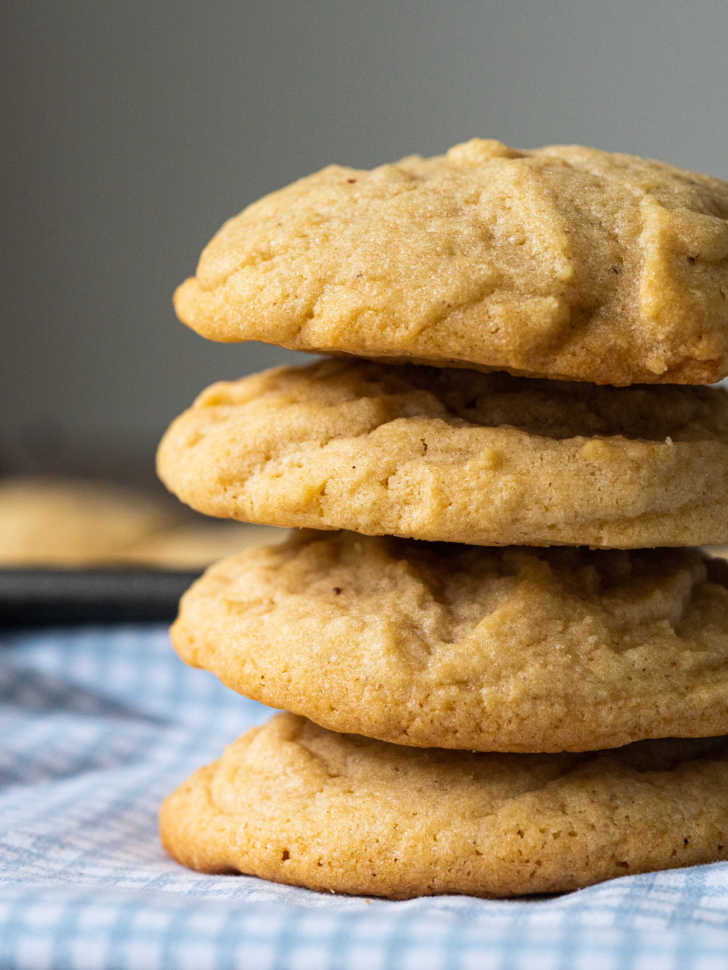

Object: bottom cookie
[160,714,728,899]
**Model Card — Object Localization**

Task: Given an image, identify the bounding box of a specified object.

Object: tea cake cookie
[172,532,728,752]
[157,358,728,548]
[174,139,728,386]
[160,713,728,898]
[0,477,177,567]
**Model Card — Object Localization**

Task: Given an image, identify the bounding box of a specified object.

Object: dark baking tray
[0,568,200,627]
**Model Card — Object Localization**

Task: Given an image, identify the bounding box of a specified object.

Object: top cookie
[174,139,728,386]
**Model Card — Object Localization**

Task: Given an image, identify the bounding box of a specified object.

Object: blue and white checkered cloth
[1,626,727,969]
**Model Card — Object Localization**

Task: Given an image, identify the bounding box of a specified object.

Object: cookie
[172,532,728,752]
[174,139,728,386]
[160,713,728,898]
[157,358,728,548]
[117,522,285,569]
[0,477,177,567]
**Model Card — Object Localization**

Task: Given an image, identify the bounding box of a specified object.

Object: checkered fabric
[1,626,727,970]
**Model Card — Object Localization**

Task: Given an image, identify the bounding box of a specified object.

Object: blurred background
[4,0,728,491]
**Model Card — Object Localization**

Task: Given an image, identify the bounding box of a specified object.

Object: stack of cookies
[157,140,728,898]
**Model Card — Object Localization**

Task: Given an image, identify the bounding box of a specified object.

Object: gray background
[4,0,728,484]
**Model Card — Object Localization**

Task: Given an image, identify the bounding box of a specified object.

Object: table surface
[1,625,727,970]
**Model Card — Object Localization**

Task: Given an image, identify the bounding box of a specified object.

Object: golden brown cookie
[117,522,286,569]
[0,478,177,567]
[157,359,728,548]
[172,532,728,752]
[160,714,728,898]
[174,139,728,386]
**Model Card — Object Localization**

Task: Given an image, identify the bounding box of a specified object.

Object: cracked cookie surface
[171,531,728,752]
[159,713,728,897]
[157,358,728,548]
[174,139,728,386]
